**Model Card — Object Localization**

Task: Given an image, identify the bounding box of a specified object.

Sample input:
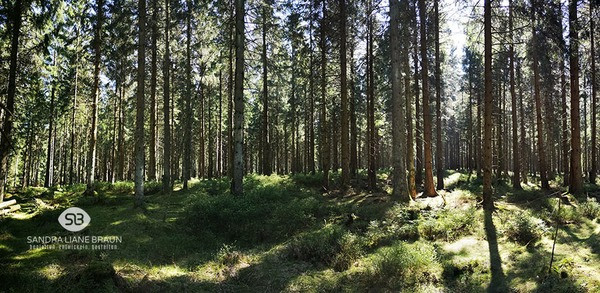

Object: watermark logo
[58,207,90,232]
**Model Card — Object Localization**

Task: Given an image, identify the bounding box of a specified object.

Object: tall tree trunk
[590,2,597,184]
[218,70,223,176]
[228,0,234,180]
[163,0,171,194]
[390,0,409,202]
[0,0,21,202]
[262,5,271,175]
[569,0,582,193]
[517,60,528,184]
[309,0,316,174]
[134,0,146,207]
[483,0,494,210]
[45,54,57,188]
[340,0,349,188]
[85,0,104,196]
[531,1,550,190]
[321,1,330,190]
[350,30,357,178]
[509,0,521,189]
[367,0,376,190]
[148,0,158,181]
[182,0,192,190]
[418,0,436,197]
[413,14,423,186]
[434,0,444,190]
[232,0,245,196]
[405,8,416,199]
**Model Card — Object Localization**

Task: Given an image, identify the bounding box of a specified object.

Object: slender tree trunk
[367,0,376,190]
[418,0,436,197]
[531,1,550,190]
[182,0,192,190]
[321,1,330,190]
[340,0,349,188]
[262,5,271,175]
[509,0,521,189]
[0,0,21,202]
[148,0,158,181]
[434,0,444,190]
[85,0,103,196]
[163,0,171,194]
[309,0,316,174]
[483,0,494,210]
[228,0,234,180]
[404,0,416,199]
[45,54,57,188]
[232,0,245,196]
[69,26,79,185]
[218,70,223,176]
[590,2,597,184]
[134,0,146,207]
[517,61,528,184]
[350,32,357,178]
[413,17,423,186]
[390,0,409,202]
[569,0,582,193]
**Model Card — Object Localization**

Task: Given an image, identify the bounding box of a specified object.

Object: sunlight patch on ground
[37,263,64,280]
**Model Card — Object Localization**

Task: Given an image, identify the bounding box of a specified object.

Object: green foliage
[184,178,330,244]
[418,208,478,241]
[505,211,546,245]
[286,224,363,271]
[578,198,600,220]
[367,241,441,289]
[215,244,243,267]
[551,205,582,224]
[365,204,420,247]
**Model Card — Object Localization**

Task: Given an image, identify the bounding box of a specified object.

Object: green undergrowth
[0,171,599,292]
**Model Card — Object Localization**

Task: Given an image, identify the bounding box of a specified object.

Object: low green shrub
[184,182,330,244]
[111,181,133,194]
[216,244,243,267]
[368,241,440,288]
[286,224,363,271]
[505,211,545,245]
[551,205,582,224]
[418,207,478,241]
[365,204,420,247]
[578,198,600,220]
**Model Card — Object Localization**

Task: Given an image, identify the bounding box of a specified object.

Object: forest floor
[1,171,599,292]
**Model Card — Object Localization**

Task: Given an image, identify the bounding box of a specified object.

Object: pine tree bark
[483,0,494,210]
[0,0,21,202]
[182,0,192,190]
[367,0,376,190]
[232,0,245,196]
[418,0,436,197]
[390,0,409,202]
[45,54,57,188]
[531,1,550,190]
[320,1,330,190]
[404,1,416,200]
[509,0,521,189]
[569,0,583,193]
[262,4,271,175]
[163,0,172,194]
[134,0,146,207]
[590,2,597,184]
[434,0,444,190]
[340,0,349,188]
[148,0,158,181]
[85,0,104,196]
